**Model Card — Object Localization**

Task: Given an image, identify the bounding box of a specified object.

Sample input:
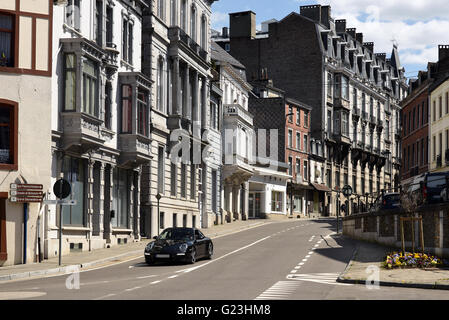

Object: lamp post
[156,193,161,237]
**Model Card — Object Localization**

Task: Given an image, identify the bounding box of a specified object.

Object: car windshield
[158,228,194,241]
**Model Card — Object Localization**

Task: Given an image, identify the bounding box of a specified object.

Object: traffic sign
[53,179,71,199]
[342,185,353,197]
[43,199,77,206]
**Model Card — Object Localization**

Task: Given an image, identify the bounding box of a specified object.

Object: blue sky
[211,0,449,80]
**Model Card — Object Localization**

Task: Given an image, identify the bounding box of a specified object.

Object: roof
[211,41,246,70]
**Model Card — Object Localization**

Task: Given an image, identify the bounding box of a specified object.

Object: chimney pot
[439,45,449,62]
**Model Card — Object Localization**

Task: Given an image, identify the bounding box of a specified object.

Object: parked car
[369,192,402,212]
[405,172,449,205]
[144,227,213,265]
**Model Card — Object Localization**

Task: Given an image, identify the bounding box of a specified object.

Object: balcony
[168,27,208,63]
[118,134,152,168]
[223,104,253,127]
[333,97,350,111]
[103,46,119,72]
[61,112,105,153]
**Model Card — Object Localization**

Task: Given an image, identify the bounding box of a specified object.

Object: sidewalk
[337,237,449,290]
[0,218,277,283]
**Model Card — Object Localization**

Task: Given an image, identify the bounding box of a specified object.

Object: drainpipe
[23,203,28,264]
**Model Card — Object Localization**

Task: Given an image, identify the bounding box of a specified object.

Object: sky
[211,0,449,81]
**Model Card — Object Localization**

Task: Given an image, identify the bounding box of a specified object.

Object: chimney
[375,53,386,61]
[320,5,331,28]
[222,27,229,38]
[300,5,322,22]
[439,45,449,62]
[346,28,356,39]
[229,11,256,39]
[364,42,374,53]
[335,19,346,34]
[356,33,363,44]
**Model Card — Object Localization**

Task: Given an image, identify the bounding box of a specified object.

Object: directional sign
[43,199,77,206]
[10,183,43,203]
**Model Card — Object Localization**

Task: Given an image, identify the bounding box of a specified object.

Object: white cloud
[211,11,228,29]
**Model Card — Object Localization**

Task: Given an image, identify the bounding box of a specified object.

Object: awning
[310,183,332,193]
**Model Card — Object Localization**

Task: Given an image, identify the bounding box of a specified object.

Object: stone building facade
[49,0,150,258]
[227,5,407,216]
[0,0,53,266]
[141,0,217,235]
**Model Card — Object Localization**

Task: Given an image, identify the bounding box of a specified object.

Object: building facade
[0,0,53,266]
[211,41,254,222]
[141,0,217,236]
[49,0,150,258]
[227,6,407,216]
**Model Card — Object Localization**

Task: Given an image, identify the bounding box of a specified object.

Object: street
[0,219,448,300]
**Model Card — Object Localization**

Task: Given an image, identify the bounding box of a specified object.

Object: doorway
[248,192,261,219]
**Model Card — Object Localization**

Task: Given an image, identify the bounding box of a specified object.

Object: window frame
[0,100,18,171]
[0,12,15,68]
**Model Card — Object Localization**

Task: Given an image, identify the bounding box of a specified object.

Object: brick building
[226,5,408,216]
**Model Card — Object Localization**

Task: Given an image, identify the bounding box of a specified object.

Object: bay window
[82,59,99,117]
[137,88,148,136]
[121,85,132,133]
[64,54,76,111]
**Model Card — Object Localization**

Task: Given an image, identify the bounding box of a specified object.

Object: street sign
[43,199,77,206]
[53,179,71,199]
[9,183,43,203]
[342,185,353,197]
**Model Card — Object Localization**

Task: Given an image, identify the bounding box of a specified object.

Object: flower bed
[383,252,448,269]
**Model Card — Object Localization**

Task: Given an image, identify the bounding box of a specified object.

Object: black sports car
[144,227,213,265]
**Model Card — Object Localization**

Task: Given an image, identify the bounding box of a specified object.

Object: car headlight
[179,243,188,252]
[146,242,155,251]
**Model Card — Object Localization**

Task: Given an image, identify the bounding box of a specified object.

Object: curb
[336,245,449,290]
[0,248,144,282]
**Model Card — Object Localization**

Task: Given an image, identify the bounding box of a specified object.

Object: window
[353,88,357,108]
[122,18,133,64]
[296,108,300,125]
[288,106,293,123]
[105,82,112,129]
[190,5,196,41]
[433,135,436,161]
[352,175,357,194]
[303,134,308,152]
[335,171,340,188]
[192,215,196,228]
[439,96,443,119]
[288,157,293,176]
[112,168,129,228]
[190,165,196,200]
[362,93,366,112]
[296,132,301,151]
[446,92,449,114]
[158,146,165,194]
[201,15,207,49]
[173,213,177,227]
[157,58,164,112]
[212,170,217,213]
[106,6,113,46]
[137,89,148,136]
[210,102,218,130]
[433,100,436,122]
[0,102,17,168]
[121,85,132,133]
[327,73,333,97]
[304,112,309,128]
[341,75,349,100]
[160,212,165,229]
[303,161,308,181]
[170,0,177,26]
[271,191,283,212]
[296,159,301,179]
[62,156,85,226]
[180,0,187,31]
[0,13,14,67]
[157,0,165,20]
[181,163,186,198]
[288,130,292,148]
[64,54,76,111]
[171,163,177,196]
[183,214,187,228]
[94,1,103,46]
[342,112,349,137]
[65,0,81,31]
[82,59,99,117]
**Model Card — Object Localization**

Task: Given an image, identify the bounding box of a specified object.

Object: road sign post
[51,179,72,266]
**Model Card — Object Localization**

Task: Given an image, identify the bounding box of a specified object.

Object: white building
[0,0,53,266]
[141,0,217,235]
[49,0,150,258]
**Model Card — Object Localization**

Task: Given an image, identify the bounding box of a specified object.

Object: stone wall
[342,203,449,258]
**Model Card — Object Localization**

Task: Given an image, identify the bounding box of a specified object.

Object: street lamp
[156,193,161,237]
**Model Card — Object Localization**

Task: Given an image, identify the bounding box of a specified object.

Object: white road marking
[167,275,178,279]
[125,286,141,292]
[298,262,304,265]
[301,259,308,262]
[286,273,352,286]
[93,293,116,300]
[308,251,314,255]
[136,275,157,279]
[150,280,162,285]
[255,281,302,300]
[305,255,311,258]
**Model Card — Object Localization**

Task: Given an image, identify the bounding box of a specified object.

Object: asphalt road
[1,219,449,300]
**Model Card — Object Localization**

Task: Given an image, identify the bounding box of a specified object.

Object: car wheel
[207,243,213,259]
[189,248,196,264]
